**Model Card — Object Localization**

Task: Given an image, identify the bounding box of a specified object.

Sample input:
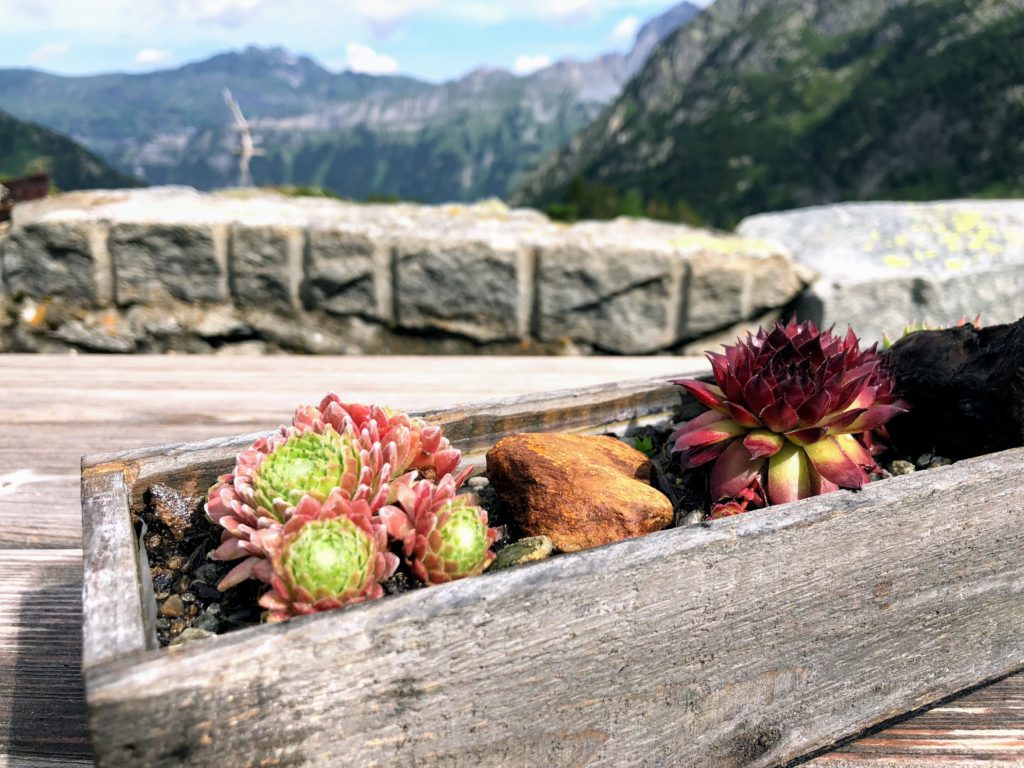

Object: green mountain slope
[0,3,699,203]
[514,0,1024,228]
[0,108,139,189]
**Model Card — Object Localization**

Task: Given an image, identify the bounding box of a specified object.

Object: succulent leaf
[381,474,497,585]
[258,494,398,623]
[672,319,908,513]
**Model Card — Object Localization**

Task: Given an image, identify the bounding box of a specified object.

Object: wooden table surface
[1,354,1022,767]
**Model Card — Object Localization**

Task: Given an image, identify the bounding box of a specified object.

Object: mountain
[0,2,699,202]
[514,0,1024,228]
[0,108,139,190]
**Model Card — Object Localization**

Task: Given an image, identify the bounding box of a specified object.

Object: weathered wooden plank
[80,470,154,670]
[85,447,1024,768]
[81,374,695,514]
[0,549,92,765]
[0,354,702,548]
[803,673,1024,766]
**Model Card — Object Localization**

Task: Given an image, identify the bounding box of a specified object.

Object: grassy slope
[529,0,1024,228]
[0,109,140,189]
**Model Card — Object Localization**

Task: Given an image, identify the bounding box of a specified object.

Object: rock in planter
[490,536,554,571]
[886,316,1024,459]
[486,433,673,552]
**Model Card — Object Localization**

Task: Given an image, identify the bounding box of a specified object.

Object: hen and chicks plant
[206,394,495,623]
[672,319,908,517]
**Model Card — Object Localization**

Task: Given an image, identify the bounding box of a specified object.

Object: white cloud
[27,42,71,64]
[610,15,639,44]
[185,0,264,26]
[344,43,399,75]
[512,53,552,76]
[133,48,171,65]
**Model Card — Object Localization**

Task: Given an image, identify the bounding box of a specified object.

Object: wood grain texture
[0,549,92,766]
[803,673,1024,767]
[80,469,154,670]
[85,446,1024,768]
[0,354,701,547]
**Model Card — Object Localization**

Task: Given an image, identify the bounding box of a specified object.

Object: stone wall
[0,188,808,355]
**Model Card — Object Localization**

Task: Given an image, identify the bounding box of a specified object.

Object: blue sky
[0,0,711,81]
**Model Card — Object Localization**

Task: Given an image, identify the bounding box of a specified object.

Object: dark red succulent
[671,319,908,512]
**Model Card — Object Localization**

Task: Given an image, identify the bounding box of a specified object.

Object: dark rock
[886,318,1024,459]
[193,607,221,633]
[149,483,204,542]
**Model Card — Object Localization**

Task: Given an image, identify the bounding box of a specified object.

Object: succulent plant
[312,394,462,483]
[206,408,393,590]
[380,473,497,585]
[671,319,908,512]
[258,493,399,623]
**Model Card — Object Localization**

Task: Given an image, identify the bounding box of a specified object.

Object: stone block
[109,222,225,305]
[394,236,520,343]
[2,219,98,303]
[536,238,675,354]
[230,224,300,314]
[302,226,378,319]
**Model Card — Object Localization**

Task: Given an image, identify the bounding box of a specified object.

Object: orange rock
[486,433,673,553]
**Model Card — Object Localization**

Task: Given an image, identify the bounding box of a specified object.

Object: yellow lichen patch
[952,211,983,234]
[945,258,966,272]
[883,254,912,269]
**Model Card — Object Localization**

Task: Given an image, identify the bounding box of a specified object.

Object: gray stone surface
[230,224,300,314]
[302,226,379,319]
[0,187,807,355]
[109,222,226,305]
[2,218,98,303]
[738,201,1024,340]
[394,235,520,342]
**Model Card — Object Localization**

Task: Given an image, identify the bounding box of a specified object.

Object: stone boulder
[738,200,1024,342]
[486,433,673,552]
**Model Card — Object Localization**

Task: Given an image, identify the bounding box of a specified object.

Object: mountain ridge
[514,0,1024,227]
[0,2,700,202]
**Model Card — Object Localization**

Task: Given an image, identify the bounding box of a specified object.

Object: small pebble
[467,476,490,490]
[193,564,220,583]
[152,569,174,593]
[160,594,186,618]
[174,575,192,593]
[193,608,221,633]
[170,627,216,646]
[168,619,187,638]
[192,582,222,600]
[680,510,704,527]
[915,453,934,469]
[889,460,916,476]
[166,555,186,571]
[490,536,554,571]
[926,456,953,469]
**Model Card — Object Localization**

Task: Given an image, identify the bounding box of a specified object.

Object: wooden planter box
[81,375,1024,767]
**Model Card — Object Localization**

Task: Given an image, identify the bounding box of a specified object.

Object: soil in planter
[135,421,950,647]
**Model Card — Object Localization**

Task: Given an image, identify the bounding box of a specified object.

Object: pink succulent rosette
[205,407,394,591]
[672,319,909,510]
[380,473,497,585]
[258,494,399,623]
[313,394,463,482]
